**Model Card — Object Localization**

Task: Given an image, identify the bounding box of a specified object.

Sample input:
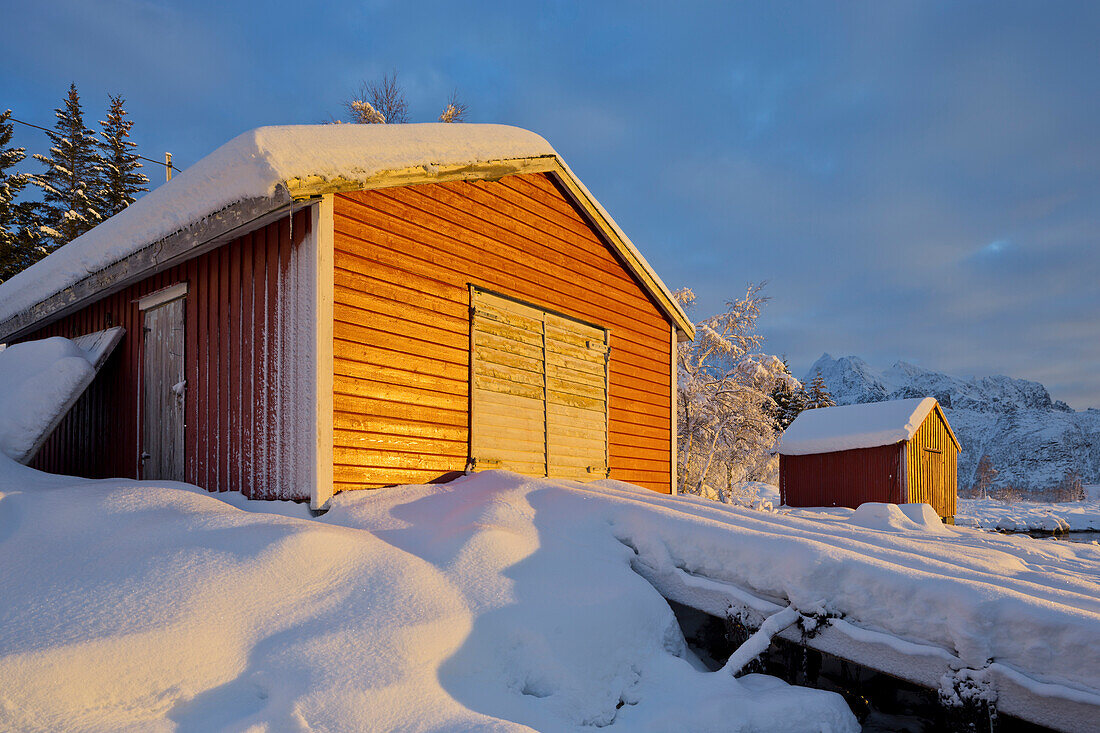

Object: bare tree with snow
[675,284,797,501]
[343,71,409,124]
[973,454,998,500]
[438,92,468,123]
[338,73,470,124]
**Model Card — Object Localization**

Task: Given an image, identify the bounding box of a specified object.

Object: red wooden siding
[332,172,674,494]
[779,444,903,509]
[23,211,314,501]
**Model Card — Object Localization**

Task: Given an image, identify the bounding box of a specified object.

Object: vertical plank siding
[22,211,315,501]
[779,444,903,509]
[905,409,959,519]
[332,172,674,494]
[780,409,959,520]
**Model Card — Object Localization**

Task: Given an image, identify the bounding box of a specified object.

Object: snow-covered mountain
[805,354,1100,492]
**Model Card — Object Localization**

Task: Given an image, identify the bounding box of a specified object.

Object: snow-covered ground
[3,461,1100,731]
[956,496,1100,533]
[0,459,859,732]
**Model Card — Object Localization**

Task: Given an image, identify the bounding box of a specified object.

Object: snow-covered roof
[777,397,943,455]
[0,124,693,341]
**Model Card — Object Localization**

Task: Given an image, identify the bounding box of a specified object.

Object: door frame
[138,282,188,480]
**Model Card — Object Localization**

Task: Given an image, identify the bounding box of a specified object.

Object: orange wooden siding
[332,172,673,494]
[905,408,959,518]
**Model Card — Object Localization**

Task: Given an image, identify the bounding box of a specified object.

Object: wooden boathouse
[777,397,960,521]
[0,124,693,507]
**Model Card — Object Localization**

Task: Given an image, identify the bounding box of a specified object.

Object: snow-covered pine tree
[770,359,807,430]
[805,371,836,409]
[31,84,105,248]
[0,110,48,282]
[96,95,148,217]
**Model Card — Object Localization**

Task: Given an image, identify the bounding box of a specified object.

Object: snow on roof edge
[552,157,693,339]
[777,397,940,455]
[0,124,556,330]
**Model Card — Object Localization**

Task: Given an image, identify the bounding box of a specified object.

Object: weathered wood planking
[141,296,186,481]
[470,290,550,474]
[468,288,609,480]
[22,211,315,501]
[332,172,673,493]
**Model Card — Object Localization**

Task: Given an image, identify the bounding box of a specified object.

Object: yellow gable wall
[905,407,959,519]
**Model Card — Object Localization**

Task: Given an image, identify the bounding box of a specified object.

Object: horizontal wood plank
[333,172,674,494]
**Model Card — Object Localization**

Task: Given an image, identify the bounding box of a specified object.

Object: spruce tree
[97,94,148,217]
[770,359,807,430]
[0,110,47,282]
[31,83,105,248]
[806,371,836,409]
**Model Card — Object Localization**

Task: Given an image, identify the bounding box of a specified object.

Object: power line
[8,116,180,172]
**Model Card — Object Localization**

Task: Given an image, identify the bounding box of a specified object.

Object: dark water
[1015,530,1100,544]
[667,600,1053,732]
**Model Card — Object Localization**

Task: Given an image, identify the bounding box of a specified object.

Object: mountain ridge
[804,354,1099,491]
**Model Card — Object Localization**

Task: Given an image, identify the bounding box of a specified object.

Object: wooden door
[544,312,609,480]
[469,288,609,479]
[924,448,944,513]
[141,295,186,480]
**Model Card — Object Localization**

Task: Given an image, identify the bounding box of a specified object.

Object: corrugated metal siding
[779,444,903,508]
[22,210,315,501]
[332,172,674,494]
[905,408,958,519]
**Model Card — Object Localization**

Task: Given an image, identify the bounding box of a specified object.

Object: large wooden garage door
[470,287,609,480]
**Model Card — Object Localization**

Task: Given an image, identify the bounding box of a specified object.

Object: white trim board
[137,282,188,311]
[311,195,335,510]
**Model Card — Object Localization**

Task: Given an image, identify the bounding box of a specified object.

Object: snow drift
[3,457,1099,730]
[0,460,859,732]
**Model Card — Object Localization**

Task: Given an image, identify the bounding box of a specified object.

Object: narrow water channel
[999,530,1100,544]
[666,600,1056,732]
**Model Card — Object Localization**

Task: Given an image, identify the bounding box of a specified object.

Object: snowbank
[777,397,940,455]
[0,337,95,462]
[0,460,857,732]
[0,124,555,327]
[3,460,1098,731]
[957,497,1100,533]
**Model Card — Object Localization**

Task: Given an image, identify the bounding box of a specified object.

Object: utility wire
[8,116,180,172]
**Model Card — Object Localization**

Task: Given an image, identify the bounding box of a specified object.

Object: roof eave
[290,154,694,340]
[2,154,694,344]
[933,403,962,451]
[0,191,296,343]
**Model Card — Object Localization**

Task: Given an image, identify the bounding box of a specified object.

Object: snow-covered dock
[1,461,1097,731]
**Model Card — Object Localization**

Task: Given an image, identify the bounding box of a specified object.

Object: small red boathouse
[777,397,960,521]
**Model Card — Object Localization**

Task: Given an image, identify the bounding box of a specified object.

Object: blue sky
[3,1,1098,407]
